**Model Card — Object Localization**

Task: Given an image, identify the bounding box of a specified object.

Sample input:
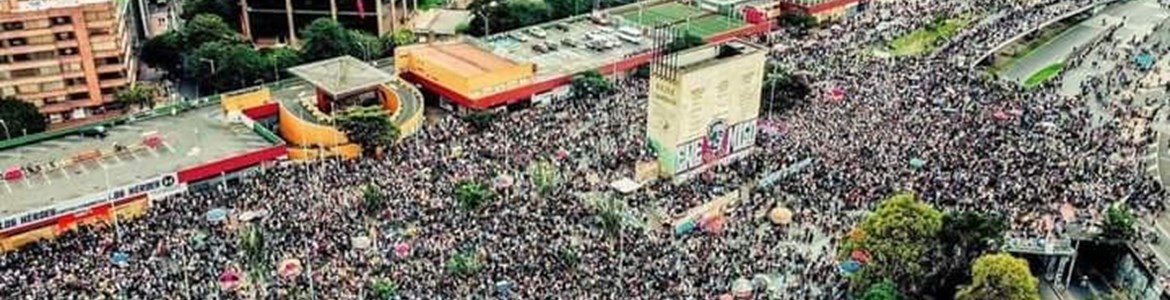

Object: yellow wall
[278,103,350,147]
[1,197,150,252]
[221,88,272,111]
[288,144,362,160]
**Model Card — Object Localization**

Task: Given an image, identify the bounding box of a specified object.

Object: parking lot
[478,16,657,79]
[0,106,275,217]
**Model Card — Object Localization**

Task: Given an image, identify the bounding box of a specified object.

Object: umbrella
[703,216,725,235]
[238,209,268,222]
[839,260,862,274]
[394,242,412,258]
[219,268,241,291]
[278,259,303,279]
[909,158,926,169]
[768,207,793,225]
[205,208,229,222]
[493,174,515,189]
[351,236,372,250]
[851,249,871,264]
[718,294,735,300]
[495,280,514,296]
[732,278,753,298]
[674,218,697,236]
[111,252,129,265]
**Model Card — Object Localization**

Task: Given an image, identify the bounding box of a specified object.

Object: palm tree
[593,194,628,237]
[454,180,493,210]
[238,222,270,296]
[369,278,398,299]
[527,160,559,195]
[114,84,157,111]
[362,183,386,217]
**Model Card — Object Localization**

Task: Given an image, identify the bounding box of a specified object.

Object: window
[68,92,88,100]
[30,51,57,61]
[88,28,111,36]
[38,66,61,76]
[98,72,122,80]
[41,81,64,92]
[58,47,77,56]
[11,54,29,62]
[62,63,82,72]
[50,17,72,26]
[8,38,27,47]
[11,68,38,78]
[17,84,41,94]
[28,35,54,45]
[2,22,23,31]
[103,57,120,65]
[91,41,116,51]
[0,56,8,64]
[55,32,75,41]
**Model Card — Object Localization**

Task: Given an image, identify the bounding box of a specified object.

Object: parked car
[527,27,547,39]
[553,23,571,32]
[561,38,579,48]
[533,43,549,53]
[544,41,559,51]
[79,126,108,138]
[511,32,529,42]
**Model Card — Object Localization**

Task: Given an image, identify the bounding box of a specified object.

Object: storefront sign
[0,173,180,232]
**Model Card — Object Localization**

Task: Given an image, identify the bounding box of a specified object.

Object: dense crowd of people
[1,0,1168,298]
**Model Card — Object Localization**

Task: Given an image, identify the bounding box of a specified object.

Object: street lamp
[0,119,10,140]
[477,1,499,36]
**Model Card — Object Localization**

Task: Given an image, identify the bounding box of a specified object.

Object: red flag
[356,0,366,19]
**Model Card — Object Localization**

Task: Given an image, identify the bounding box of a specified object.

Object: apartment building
[0,0,135,125]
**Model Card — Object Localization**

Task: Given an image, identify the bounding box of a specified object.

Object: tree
[361,183,386,217]
[260,47,302,82]
[571,70,613,100]
[140,31,184,74]
[592,194,629,237]
[183,14,245,48]
[955,253,1041,300]
[464,111,497,132]
[1099,201,1137,243]
[667,32,706,53]
[184,41,269,91]
[369,278,398,299]
[114,84,158,111]
[0,97,46,138]
[181,0,239,28]
[466,0,551,36]
[351,29,386,61]
[850,193,943,294]
[862,280,900,300]
[528,160,559,195]
[762,67,812,114]
[300,18,362,62]
[546,0,589,19]
[779,11,817,34]
[454,180,494,210]
[334,106,400,156]
[928,211,1008,297]
[390,29,418,48]
[444,250,484,276]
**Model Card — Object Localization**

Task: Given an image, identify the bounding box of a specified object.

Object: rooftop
[0,106,275,217]
[412,9,473,35]
[287,56,396,97]
[668,40,765,71]
[404,41,527,78]
[475,17,657,79]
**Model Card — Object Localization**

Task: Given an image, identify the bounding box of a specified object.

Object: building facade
[0,0,134,125]
[394,39,535,109]
[239,0,422,45]
[646,40,765,179]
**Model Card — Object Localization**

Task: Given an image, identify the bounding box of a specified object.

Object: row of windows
[0,17,72,32]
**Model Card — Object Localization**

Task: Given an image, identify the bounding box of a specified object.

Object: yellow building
[646,40,766,178]
[394,39,536,109]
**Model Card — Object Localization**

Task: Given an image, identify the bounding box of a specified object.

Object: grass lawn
[619,2,707,26]
[888,18,972,56]
[1023,62,1064,88]
[674,15,743,37]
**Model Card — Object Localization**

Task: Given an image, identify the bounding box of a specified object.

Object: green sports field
[674,15,744,38]
[619,2,708,27]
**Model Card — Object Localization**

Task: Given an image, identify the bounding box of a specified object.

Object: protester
[0,0,1166,298]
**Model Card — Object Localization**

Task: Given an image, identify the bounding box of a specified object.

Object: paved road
[1003,0,1169,84]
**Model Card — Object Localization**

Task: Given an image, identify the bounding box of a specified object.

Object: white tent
[609,178,642,194]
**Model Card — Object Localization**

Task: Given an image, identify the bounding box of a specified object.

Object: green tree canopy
[369,278,398,299]
[334,106,400,155]
[571,70,613,100]
[350,29,386,61]
[445,250,484,276]
[454,179,494,210]
[0,97,46,138]
[928,211,1008,296]
[140,31,184,74]
[184,41,268,91]
[762,66,812,114]
[259,47,302,81]
[361,183,386,217]
[114,84,158,111]
[1100,201,1137,243]
[181,0,239,28]
[668,33,706,53]
[852,193,943,293]
[466,0,551,36]
[300,18,361,62]
[862,280,900,300]
[955,253,1041,300]
[183,14,245,48]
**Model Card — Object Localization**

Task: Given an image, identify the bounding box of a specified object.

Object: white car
[527,27,547,39]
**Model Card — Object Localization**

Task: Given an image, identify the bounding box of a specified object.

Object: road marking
[148,148,161,158]
[60,168,71,179]
[2,181,10,194]
[98,160,108,169]
[41,172,51,185]
[130,151,142,160]
[163,142,177,154]
[113,154,124,163]
[22,178,32,188]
